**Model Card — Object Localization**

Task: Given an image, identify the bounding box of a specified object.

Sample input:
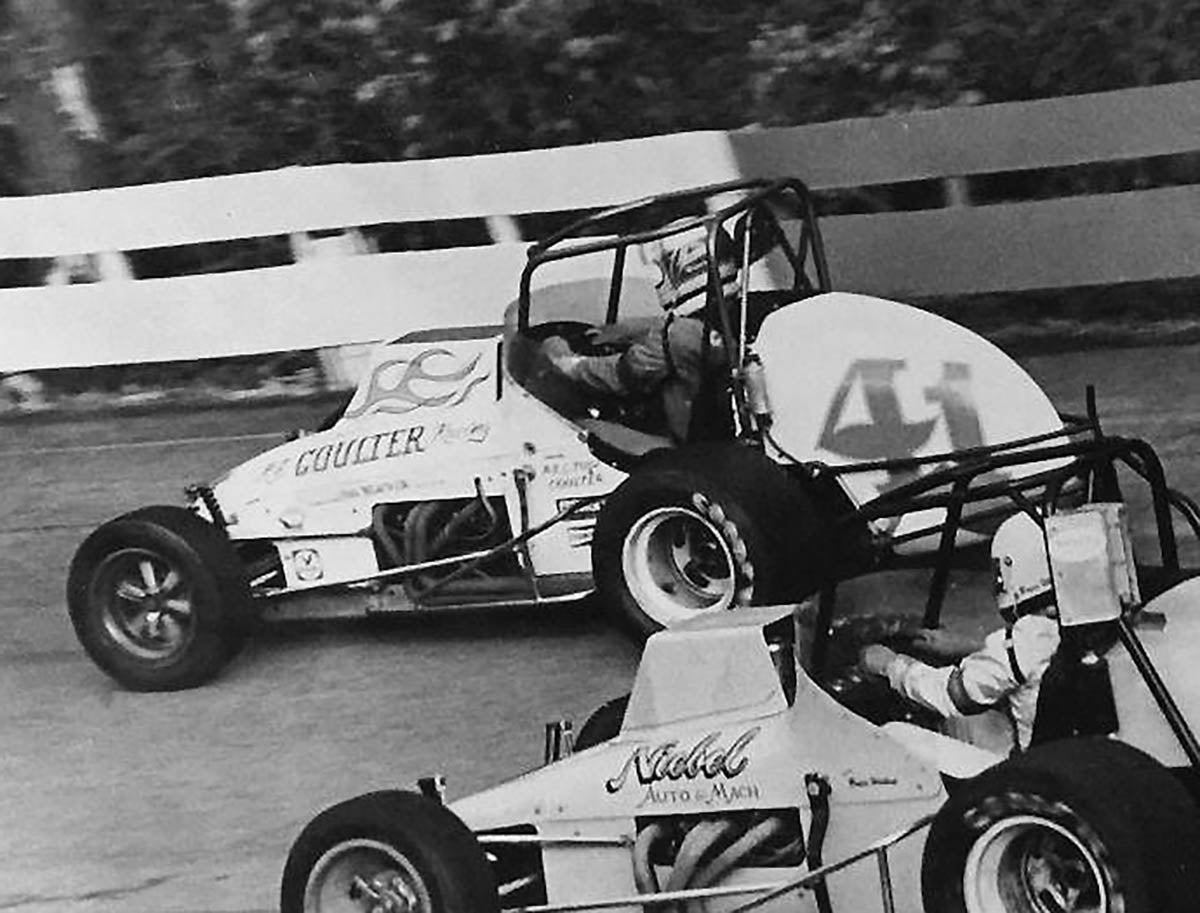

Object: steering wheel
[521,320,624,358]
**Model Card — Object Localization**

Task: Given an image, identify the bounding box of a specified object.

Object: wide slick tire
[921,737,1200,913]
[66,505,249,691]
[281,790,498,913]
[591,444,825,638]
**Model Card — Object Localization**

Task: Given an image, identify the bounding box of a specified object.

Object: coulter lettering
[295,425,428,476]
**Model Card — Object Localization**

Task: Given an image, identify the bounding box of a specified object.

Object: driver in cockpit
[536,222,740,442]
[860,512,1061,754]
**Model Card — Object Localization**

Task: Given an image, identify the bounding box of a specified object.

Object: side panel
[498,381,628,577]
[276,536,378,589]
[213,336,508,539]
[453,659,944,913]
[1108,577,1200,767]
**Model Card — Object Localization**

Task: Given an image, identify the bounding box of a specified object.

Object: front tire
[66,505,249,691]
[592,445,826,638]
[921,737,1200,913]
[281,790,498,913]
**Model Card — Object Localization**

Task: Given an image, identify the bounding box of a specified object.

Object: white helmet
[644,221,739,315]
[992,512,1053,617]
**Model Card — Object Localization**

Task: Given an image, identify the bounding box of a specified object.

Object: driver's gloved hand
[539,336,583,378]
[859,644,899,677]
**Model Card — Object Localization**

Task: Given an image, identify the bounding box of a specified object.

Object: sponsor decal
[605,728,759,795]
[555,497,603,518]
[847,774,899,788]
[818,359,1000,493]
[429,420,489,446]
[566,530,593,549]
[293,421,490,477]
[637,780,762,809]
[555,496,604,548]
[260,458,291,484]
[312,479,412,507]
[544,458,606,492]
[344,348,490,420]
[291,547,323,582]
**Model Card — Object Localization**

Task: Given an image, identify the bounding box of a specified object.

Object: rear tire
[67,505,249,691]
[592,444,827,639]
[281,790,498,913]
[921,737,1200,913]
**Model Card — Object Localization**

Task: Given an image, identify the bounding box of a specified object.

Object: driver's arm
[542,324,669,397]
[886,650,1011,718]
[541,336,624,395]
[864,632,1018,719]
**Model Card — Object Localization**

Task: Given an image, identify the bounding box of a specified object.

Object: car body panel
[1109,575,1200,767]
[755,292,1067,538]
[205,332,625,590]
[211,336,510,541]
[450,608,950,912]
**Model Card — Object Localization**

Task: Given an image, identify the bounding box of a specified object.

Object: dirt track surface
[1,345,1198,913]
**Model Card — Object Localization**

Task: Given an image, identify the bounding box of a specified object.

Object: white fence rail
[2,81,1198,373]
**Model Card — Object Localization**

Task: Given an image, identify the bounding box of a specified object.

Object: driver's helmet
[992,512,1054,619]
[644,220,740,316]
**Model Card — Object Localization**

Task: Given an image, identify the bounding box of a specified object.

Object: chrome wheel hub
[963,814,1112,913]
[622,506,737,627]
[305,839,432,913]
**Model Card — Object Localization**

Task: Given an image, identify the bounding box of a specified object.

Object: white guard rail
[2,81,1198,373]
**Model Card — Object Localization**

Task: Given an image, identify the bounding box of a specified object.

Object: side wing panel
[755,293,1066,534]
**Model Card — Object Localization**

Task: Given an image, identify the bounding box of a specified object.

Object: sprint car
[64,177,1189,690]
[280,486,1200,913]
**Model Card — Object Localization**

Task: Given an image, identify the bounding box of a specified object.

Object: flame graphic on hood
[343,348,488,419]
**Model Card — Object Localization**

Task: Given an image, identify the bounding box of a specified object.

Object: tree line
[3,0,1198,195]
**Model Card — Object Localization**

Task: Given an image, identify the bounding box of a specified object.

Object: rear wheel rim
[91,547,196,661]
[962,814,1113,913]
[621,506,737,627]
[304,838,432,913]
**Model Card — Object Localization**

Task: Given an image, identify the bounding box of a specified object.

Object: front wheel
[922,737,1200,913]
[592,445,826,638]
[281,790,498,913]
[66,505,249,691]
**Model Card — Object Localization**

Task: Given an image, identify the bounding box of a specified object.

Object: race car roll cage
[518,177,831,441]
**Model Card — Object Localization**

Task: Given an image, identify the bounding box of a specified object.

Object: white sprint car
[66,178,1146,690]
[282,499,1200,913]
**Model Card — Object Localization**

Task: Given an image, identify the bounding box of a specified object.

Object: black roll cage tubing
[801,400,1200,769]
[517,177,830,439]
[516,176,831,332]
[804,413,1186,631]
